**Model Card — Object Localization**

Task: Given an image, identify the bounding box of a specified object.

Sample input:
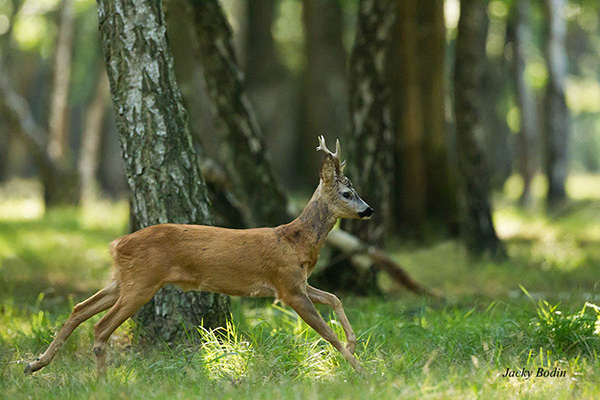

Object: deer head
[316,136,373,220]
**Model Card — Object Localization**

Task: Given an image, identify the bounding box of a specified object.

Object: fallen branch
[326,230,443,298]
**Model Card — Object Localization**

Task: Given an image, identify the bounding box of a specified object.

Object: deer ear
[320,154,338,186]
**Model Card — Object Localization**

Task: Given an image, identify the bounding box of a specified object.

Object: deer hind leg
[24,281,120,375]
[93,285,159,376]
[306,285,357,354]
[284,292,364,374]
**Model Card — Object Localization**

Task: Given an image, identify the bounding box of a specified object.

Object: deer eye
[342,192,352,200]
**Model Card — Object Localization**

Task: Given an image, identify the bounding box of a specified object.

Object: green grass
[1,177,600,399]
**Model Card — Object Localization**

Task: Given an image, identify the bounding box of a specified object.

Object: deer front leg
[283,292,364,374]
[306,285,357,354]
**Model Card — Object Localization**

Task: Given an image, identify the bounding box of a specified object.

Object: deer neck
[279,183,337,254]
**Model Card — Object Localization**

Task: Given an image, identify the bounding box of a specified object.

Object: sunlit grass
[0,175,600,398]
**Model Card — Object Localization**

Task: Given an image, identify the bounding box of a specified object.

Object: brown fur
[24,146,370,376]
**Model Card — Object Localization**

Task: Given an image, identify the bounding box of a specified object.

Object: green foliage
[526,295,600,356]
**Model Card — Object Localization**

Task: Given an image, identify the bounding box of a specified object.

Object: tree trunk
[96,0,230,343]
[301,0,349,188]
[453,0,505,257]
[78,68,109,201]
[47,0,75,165]
[314,0,395,294]
[245,0,281,85]
[481,14,513,189]
[343,0,395,245]
[543,0,569,206]
[243,0,299,189]
[165,0,219,157]
[392,0,427,235]
[187,0,290,227]
[510,0,539,207]
[418,0,459,232]
[98,112,127,197]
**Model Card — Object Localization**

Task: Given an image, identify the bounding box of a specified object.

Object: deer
[24,136,374,376]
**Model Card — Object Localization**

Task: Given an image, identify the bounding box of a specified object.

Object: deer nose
[359,207,374,219]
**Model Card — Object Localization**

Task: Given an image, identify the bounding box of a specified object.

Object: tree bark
[392,0,427,235]
[510,0,539,207]
[314,0,395,294]
[343,0,395,245]
[78,68,109,201]
[301,0,349,187]
[165,0,219,156]
[96,0,230,342]
[187,0,290,227]
[453,0,505,257]
[543,0,569,206]
[47,0,75,165]
[418,0,458,231]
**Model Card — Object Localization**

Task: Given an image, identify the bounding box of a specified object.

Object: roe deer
[24,136,373,375]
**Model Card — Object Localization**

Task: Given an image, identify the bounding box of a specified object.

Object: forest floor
[0,175,599,399]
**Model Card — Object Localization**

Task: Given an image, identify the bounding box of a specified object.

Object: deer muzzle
[358,206,374,219]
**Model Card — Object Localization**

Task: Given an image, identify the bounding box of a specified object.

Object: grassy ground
[1,176,599,399]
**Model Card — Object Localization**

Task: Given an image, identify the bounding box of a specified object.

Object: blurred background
[1,0,598,203]
[0,0,599,296]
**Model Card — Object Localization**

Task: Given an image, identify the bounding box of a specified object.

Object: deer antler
[316,135,338,158]
[316,136,346,172]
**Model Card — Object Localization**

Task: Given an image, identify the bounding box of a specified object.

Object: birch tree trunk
[543,0,569,206]
[187,0,290,227]
[453,0,505,257]
[311,0,395,294]
[343,0,395,245]
[96,0,230,342]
